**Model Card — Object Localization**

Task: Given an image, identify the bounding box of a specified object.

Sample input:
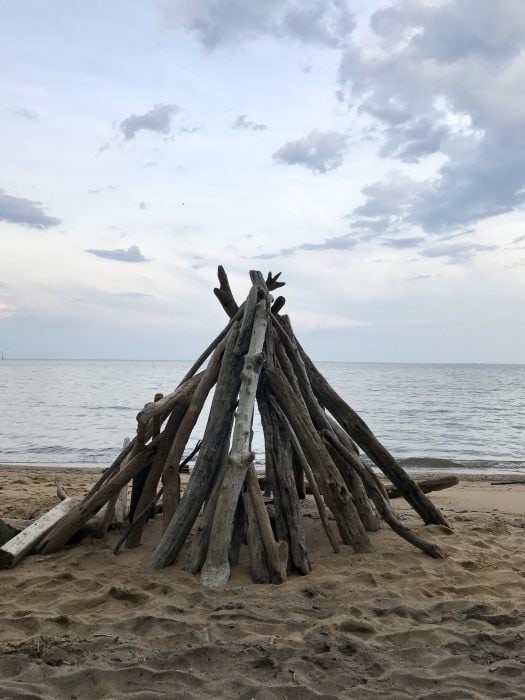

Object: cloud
[254,232,357,258]
[12,107,38,121]
[179,124,202,134]
[162,0,355,49]
[88,186,117,195]
[419,241,498,264]
[86,245,149,262]
[119,103,179,140]
[381,237,425,249]
[0,189,61,229]
[273,129,347,173]
[139,201,148,209]
[232,114,267,131]
[115,291,153,298]
[340,0,525,236]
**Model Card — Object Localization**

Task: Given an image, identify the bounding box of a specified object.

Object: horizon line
[1,357,524,366]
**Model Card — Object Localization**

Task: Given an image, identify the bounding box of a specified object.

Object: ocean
[1,360,524,475]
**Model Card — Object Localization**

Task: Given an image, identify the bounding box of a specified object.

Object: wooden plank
[0,498,73,569]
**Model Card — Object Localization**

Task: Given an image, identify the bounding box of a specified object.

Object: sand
[0,467,524,699]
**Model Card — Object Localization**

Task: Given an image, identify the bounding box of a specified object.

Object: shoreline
[1,461,524,482]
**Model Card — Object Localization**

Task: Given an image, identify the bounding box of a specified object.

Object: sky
[1,0,524,363]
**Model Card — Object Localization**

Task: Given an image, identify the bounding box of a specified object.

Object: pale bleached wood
[201,293,272,588]
[151,288,258,569]
[113,438,131,526]
[0,499,74,569]
[97,437,131,536]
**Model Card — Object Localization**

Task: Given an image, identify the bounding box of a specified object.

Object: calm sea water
[1,360,524,475]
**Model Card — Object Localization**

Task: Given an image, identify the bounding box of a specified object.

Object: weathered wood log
[265,271,286,291]
[265,366,372,553]
[57,485,68,502]
[184,428,234,574]
[213,267,287,320]
[38,445,152,554]
[86,373,201,501]
[113,438,131,527]
[322,431,445,559]
[214,264,239,318]
[258,348,310,574]
[242,488,271,583]
[245,464,288,584]
[298,345,449,528]
[130,391,162,525]
[125,374,202,549]
[115,442,202,556]
[137,377,199,428]
[85,438,135,500]
[271,296,286,315]
[129,449,155,523]
[151,284,259,569]
[388,475,459,499]
[96,438,130,537]
[326,414,359,455]
[272,315,380,533]
[201,290,273,587]
[162,335,228,527]
[0,499,74,568]
[228,496,246,567]
[270,398,340,554]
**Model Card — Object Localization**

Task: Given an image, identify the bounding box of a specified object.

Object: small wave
[22,445,114,456]
[83,405,133,411]
[396,457,525,474]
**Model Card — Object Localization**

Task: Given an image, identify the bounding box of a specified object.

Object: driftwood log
[35,266,450,586]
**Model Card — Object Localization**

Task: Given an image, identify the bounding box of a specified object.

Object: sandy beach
[0,466,524,699]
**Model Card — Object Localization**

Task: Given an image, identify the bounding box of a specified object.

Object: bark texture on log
[265,366,372,554]
[125,374,201,549]
[151,285,259,569]
[323,431,445,559]
[273,315,379,532]
[258,374,310,574]
[201,291,273,587]
[270,399,339,554]
[162,335,227,527]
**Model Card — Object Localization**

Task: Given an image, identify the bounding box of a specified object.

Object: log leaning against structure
[6,266,453,584]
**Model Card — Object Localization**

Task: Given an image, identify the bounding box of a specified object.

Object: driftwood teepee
[35,268,449,587]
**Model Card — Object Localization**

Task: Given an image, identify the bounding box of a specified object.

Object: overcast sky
[1,0,524,362]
